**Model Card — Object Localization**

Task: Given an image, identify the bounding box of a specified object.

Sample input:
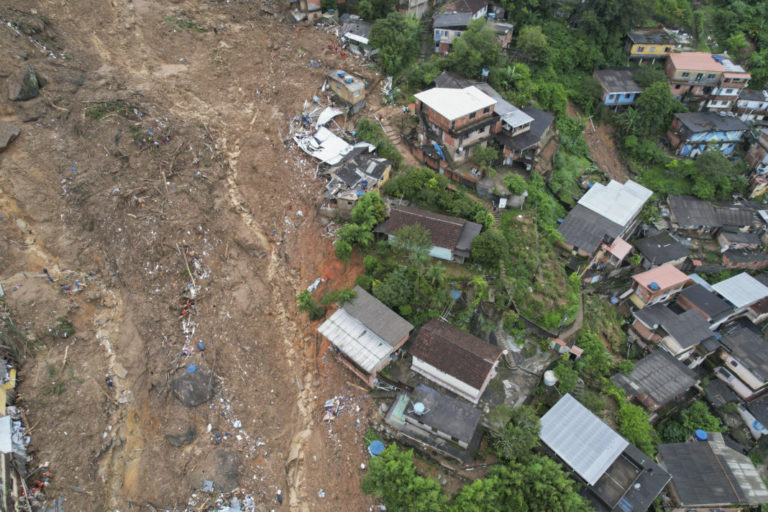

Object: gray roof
[341,19,372,39]
[715,205,758,229]
[433,12,472,28]
[678,284,733,320]
[594,68,643,94]
[712,272,768,309]
[719,321,768,383]
[636,231,690,266]
[627,29,677,45]
[706,379,738,408]
[495,106,555,151]
[747,392,768,427]
[540,394,629,486]
[634,304,715,350]
[668,195,720,228]
[612,350,696,408]
[343,286,413,345]
[406,384,482,445]
[659,432,768,506]
[724,249,768,265]
[558,204,624,255]
[739,89,767,102]
[720,230,761,245]
[675,112,750,133]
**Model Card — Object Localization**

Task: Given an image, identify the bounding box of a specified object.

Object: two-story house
[630,263,691,308]
[667,112,749,157]
[432,15,513,55]
[706,55,751,111]
[737,89,768,123]
[593,68,644,109]
[326,70,366,114]
[666,52,724,99]
[626,27,677,63]
[632,303,717,364]
[414,86,501,163]
[715,319,768,400]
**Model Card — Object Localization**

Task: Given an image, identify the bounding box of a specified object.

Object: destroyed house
[612,349,697,412]
[658,432,768,509]
[558,180,652,257]
[322,148,392,217]
[375,205,482,264]
[408,319,502,404]
[632,303,717,363]
[317,286,413,386]
[385,384,483,462]
[540,394,670,512]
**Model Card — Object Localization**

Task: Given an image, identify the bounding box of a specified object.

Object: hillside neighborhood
[4,0,768,510]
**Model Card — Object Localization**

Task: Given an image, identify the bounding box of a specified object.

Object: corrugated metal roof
[712,272,768,309]
[318,309,394,373]
[540,394,629,486]
[577,180,653,228]
[342,286,413,346]
[0,415,11,454]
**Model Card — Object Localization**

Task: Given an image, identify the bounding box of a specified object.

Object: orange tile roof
[669,52,723,72]
[607,237,633,260]
[632,263,691,290]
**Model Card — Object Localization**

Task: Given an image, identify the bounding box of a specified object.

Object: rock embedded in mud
[170,368,217,407]
[0,122,20,152]
[8,67,40,101]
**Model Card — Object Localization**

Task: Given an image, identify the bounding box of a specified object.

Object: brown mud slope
[567,102,630,183]
[0,1,378,510]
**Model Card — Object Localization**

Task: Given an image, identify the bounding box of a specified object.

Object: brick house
[630,263,692,308]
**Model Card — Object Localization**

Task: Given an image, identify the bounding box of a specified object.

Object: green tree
[615,402,656,456]
[391,224,432,265]
[470,229,509,269]
[516,25,550,65]
[373,267,413,308]
[472,145,499,174]
[633,66,669,88]
[503,174,527,195]
[370,13,421,77]
[633,81,676,136]
[491,405,541,461]
[352,191,387,228]
[338,223,374,248]
[362,445,447,512]
[447,19,503,79]
[680,401,723,434]
[296,290,326,320]
[688,150,747,200]
[335,239,352,262]
[575,330,614,381]
[554,361,579,394]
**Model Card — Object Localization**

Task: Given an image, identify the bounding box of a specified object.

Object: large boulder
[170,368,217,407]
[0,122,20,152]
[8,67,40,101]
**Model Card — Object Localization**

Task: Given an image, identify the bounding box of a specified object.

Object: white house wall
[412,357,482,403]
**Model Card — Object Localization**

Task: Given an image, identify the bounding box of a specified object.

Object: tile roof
[594,68,644,94]
[674,112,750,133]
[540,394,629,486]
[409,319,502,390]
[415,86,495,121]
[632,263,690,290]
[679,284,733,319]
[668,52,724,72]
[558,204,624,254]
[712,272,768,309]
[636,231,690,266]
[715,205,758,228]
[659,432,768,506]
[724,249,768,265]
[668,195,720,228]
[443,0,488,14]
[611,350,696,408]
[720,230,761,245]
[606,236,632,260]
[377,205,482,252]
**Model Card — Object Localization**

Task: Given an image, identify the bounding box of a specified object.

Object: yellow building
[627,28,677,63]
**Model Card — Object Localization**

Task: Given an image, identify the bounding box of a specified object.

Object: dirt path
[567,102,630,183]
[0,2,380,510]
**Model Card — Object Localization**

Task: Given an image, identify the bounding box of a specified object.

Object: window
[608,94,615,101]
[483,106,490,114]
[682,72,690,78]
[637,46,645,52]
[649,46,656,52]
[725,88,733,94]
[675,84,681,89]
[451,120,455,129]
[469,112,476,120]
[664,46,671,52]
[707,73,716,79]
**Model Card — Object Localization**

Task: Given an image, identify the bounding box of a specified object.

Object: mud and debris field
[0,1,389,509]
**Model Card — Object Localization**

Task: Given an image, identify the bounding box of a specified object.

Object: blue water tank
[695,429,708,441]
[649,282,660,291]
[368,440,385,456]
[337,70,345,78]
[186,364,197,373]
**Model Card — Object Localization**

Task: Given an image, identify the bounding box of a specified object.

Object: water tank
[345,77,354,84]
[413,402,426,415]
[337,70,345,78]
[695,429,708,441]
[649,282,660,291]
[488,12,496,19]
[543,370,558,387]
[368,440,385,456]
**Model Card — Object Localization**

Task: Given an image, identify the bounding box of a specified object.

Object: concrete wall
[411,357,482,403]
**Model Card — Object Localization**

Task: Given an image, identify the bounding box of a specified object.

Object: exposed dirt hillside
[0,1,380,509]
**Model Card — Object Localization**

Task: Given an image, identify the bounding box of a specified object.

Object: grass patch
[85,100,135,120]
[164,16,208,32]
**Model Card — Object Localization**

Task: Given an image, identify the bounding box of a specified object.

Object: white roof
[318,309,394,373]
[578,179,653,228]
[540,393,629,486]
[344,32,369,45]
[414,86,496,122]
[294,127,374,165]
[712,272,768,309]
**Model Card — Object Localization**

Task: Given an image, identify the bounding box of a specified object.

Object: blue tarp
[368,440,385,456]
[432,142,446,160]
